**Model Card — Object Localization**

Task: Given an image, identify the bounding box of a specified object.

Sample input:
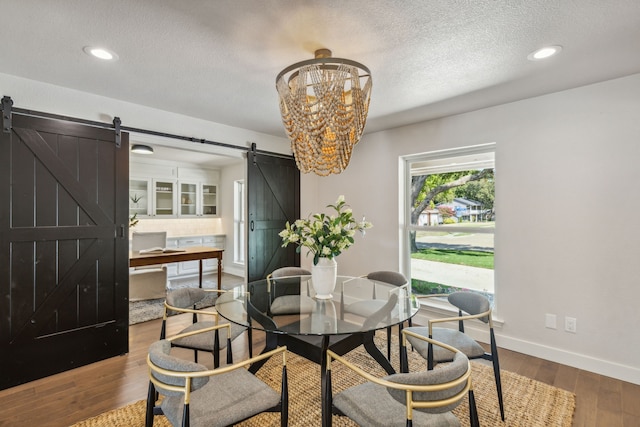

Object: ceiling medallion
[276,49,372,176]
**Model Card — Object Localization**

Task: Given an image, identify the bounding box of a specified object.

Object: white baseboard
[495,334,640,385]
[412,309,640,385]
[223,264,245,278]
[322,295,640,385]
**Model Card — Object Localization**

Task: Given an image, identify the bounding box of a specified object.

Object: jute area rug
[72,335,575,427]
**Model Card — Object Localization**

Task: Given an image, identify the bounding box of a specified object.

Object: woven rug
[72,336,575,427]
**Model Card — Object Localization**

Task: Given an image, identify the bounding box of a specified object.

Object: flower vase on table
[279,195,373,299]
[311,257,337,299]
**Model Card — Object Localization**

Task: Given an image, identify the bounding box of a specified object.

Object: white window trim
[399,142,497,314]
[233,179,245,265]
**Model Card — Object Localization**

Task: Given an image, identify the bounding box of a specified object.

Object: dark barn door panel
[0,114,129,390]
[247,150,300,282]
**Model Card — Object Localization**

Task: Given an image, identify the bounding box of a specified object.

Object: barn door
[0,113,129,390]
[247,149,300,282]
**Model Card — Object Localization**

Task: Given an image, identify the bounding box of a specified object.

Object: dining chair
[327,330,479,427]
[160,287,251,367]
[146,325,289,427]
[403,291,505,421]
[343,271,411,361]
[130,231,168,301]
[266,267,314,315]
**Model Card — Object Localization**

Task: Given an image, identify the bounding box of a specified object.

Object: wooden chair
[327,330,479,427]
[146,325,288,427]
[404,291,504,421]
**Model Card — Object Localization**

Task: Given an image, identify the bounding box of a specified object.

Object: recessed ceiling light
[131,144,154,154]
[83,46,118,61]
[527,45,562,61]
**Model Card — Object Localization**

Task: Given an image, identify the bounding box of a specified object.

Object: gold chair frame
[160,288,252,366]
[147,325,288,427]
[327,330,479,427]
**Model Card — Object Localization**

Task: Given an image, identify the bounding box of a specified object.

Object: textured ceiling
[2,0,640,162]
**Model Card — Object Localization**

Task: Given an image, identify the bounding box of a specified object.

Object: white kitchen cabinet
[178,181,218,217]
[130,162,219,220]
[129,177,178,218]
[129,178,151,218]
[200,183,218,216]
[153,179,177,217]
[179,182,198,217]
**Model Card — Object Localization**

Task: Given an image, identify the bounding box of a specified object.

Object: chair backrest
[448,291,491,323]
[148,340,209,397]
[166,287,206,309]
[385,351,470,413]
[270,267,311,278]
[267,267,312,302]
[132,231,167,251]
[362,293,398,330]
[366,271,407,287]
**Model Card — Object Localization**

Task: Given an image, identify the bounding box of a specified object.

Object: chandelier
[276,49,372,176]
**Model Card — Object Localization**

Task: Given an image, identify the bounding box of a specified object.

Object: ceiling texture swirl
[2,0,640,162]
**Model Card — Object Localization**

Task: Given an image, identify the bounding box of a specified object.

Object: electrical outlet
[545,313,557,329]
[565,317,577,333]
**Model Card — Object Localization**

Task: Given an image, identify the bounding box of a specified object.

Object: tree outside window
[404,144,495,304]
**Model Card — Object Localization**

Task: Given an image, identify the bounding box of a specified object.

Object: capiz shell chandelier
[276,49,372,176]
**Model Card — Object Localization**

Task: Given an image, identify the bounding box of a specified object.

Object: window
[233,180,245,264]
[401,143,495,304]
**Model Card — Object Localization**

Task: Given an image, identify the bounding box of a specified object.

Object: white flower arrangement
[279,195,373,265]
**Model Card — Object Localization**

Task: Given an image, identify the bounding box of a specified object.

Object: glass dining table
[215,275,419,427]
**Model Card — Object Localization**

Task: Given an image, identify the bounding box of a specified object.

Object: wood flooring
[0,314,638,426]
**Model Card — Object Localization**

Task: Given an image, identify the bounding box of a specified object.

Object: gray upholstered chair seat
[266,267,312,316]
[270,294,315,315]
[406,327,486,362]
[171,320,247,352]
[346,299,387,317]
[161,287,251,368]
[329,335,475,427]
[404,291,504,421]
[334,381,460,427]
[148,336,287,427]
[160,368,281,427]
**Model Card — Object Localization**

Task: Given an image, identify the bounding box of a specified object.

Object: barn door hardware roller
[113,116,121,147]
[2,95,13,133]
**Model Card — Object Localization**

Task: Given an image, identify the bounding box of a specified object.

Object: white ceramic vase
[311,257,337,299]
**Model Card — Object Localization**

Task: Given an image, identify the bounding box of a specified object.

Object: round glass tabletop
[216,275,419,336]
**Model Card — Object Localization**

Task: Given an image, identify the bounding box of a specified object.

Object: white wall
[302,73,640,384]
[0,72,290,155]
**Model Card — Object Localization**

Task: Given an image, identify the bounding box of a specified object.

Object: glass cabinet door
[180,182,198,216]
[154,180,176,217]
[129,178,150,217]
[201,184,218,216]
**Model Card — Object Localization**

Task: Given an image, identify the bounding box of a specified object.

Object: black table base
[250,329,395,427]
